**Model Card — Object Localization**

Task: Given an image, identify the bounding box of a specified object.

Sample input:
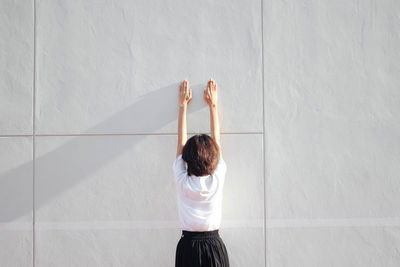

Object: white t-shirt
[172,153,227,231]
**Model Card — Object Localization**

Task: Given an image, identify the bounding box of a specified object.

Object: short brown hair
[182,134,220,177]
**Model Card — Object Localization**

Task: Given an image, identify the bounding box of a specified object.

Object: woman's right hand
[179,79,192,107]
[204,78,218,106]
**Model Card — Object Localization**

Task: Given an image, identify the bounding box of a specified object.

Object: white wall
[0,0,399,266]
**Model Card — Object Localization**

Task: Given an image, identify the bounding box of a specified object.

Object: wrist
[179,103,187,108]
[209,103,217,109]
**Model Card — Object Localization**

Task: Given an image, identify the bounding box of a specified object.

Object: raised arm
[204,79,221,153]
[176,80,192,158]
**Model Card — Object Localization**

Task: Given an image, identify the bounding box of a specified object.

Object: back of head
[182,134,220,177]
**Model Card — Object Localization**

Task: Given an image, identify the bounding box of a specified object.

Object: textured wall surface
[0,0,399,266]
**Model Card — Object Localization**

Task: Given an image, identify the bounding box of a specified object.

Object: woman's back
[173,153,227,231]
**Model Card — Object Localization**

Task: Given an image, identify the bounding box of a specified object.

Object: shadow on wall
[0,82,207,222]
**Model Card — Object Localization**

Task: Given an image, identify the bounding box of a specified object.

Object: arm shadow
[0,82,207,222]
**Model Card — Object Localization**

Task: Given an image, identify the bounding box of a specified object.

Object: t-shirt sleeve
[172,154,187,180]
[214,154,227,177]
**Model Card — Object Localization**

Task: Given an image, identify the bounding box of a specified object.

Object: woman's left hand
[179,80,192,107]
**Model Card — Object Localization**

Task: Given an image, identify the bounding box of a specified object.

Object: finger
[204,93,209,104]
[181,81,186,92]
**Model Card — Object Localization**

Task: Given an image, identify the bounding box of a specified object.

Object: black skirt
[175,229,230,267]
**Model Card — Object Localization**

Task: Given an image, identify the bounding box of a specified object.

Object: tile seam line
[0,132,264,137]
[32,0,37,266]
[260,0,267,266]
[4,218,400,231]
[0,134,33,137]
[4,217,400,229]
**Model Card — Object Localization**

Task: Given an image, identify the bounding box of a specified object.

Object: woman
[172,79,230,267]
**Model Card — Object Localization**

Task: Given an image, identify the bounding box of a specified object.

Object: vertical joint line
[260,0,266,266]
[33,0,36,266]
